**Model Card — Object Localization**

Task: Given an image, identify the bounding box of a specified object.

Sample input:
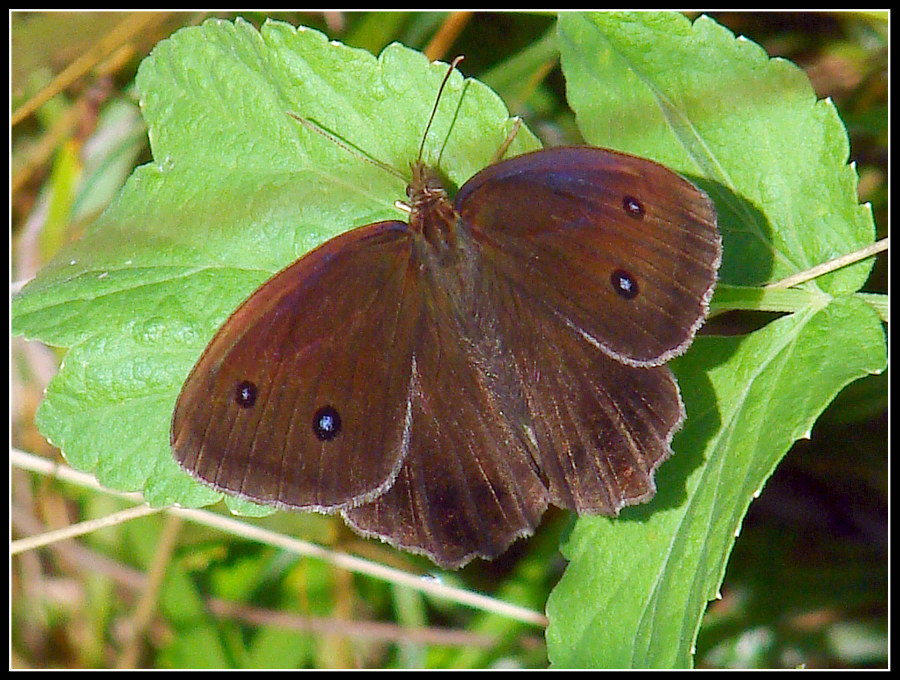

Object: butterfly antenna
[287,111,406,180]
[418,55,465,163]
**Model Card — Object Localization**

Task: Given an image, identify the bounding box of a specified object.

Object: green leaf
[159,622,232,668]
[11,17,539,510]
[546,297,885,668]
[546,12,885,668]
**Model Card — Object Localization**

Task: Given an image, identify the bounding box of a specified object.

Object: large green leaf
[545,12,885,668]
[11,17,539,511]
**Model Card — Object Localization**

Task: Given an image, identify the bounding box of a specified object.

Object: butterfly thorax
[408,161,460,258]
[406,160,482,333]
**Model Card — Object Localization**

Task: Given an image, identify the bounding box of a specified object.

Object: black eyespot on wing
[622,195,645,219]
[312,405,342,441]
[610,269,639,300]
[235,381,258,408]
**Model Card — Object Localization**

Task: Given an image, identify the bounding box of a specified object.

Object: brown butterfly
[171,59,720,568]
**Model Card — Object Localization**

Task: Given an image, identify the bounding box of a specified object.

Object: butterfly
[171,58,720,568]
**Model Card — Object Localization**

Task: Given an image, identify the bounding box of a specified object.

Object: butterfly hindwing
[476,260,685,514]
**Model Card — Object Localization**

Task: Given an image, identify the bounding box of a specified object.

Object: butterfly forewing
[456,147,720,366]
[172,221,422,511]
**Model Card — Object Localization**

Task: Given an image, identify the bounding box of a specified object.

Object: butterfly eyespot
[611,269,639,300]
[312,405,342,442]
[234,381,258,408]
[622,195,645,219]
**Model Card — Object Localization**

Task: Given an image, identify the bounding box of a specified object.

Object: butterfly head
[406,160,460,255]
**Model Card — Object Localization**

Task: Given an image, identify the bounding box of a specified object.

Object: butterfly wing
[171,221,422,511]
[456,146,721,366]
